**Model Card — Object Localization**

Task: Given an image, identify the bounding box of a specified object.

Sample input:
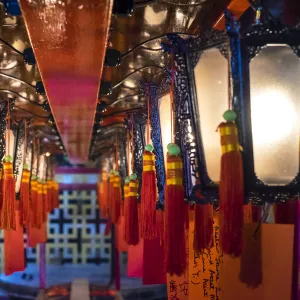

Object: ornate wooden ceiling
[0,0,251,166]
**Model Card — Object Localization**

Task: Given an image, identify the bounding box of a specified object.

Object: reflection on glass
[250,45,300,185]
[194,48,228,182]
[158,94,172,166]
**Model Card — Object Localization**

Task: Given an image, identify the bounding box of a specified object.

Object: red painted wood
[19,0,113,164]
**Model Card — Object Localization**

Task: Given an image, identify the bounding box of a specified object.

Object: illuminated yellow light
[45,152,51,157]
[251,89,297,146]
[158,94,172,165]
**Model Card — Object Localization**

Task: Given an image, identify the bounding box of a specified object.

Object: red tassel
[53,181,59,209]
[219,121,244,256]
[155,209,164,243]
[36,182,44,228]
[30,179,38,227]
[102,172,109,218]
[108,173,115,219]
[42,183,48,223]
[165,151,187,276]
[97,181,104,213]
[4,210,25,275]
[0,168,3,215]
[20,169,30,226]
[124,178,139,246]
[111,173,121,224]
[1,162,16,230]
[46,181,53,213]
[194,203,213,254]
[140,150,157,240]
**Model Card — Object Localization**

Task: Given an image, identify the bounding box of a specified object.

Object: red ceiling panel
[19,0,113,164]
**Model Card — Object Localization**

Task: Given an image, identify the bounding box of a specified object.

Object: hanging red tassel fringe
[108,172,115,219]
[165,148,187,276]
[0,169,3,219]
[98,180,104,213]
[140,149,157,240]
[42,183,48,223]
[36,182,44,228]
[20,168,30,226]
[194,202,213,254]
[124,177,140,246]
[102,172,109,218]
[30,178,38,227]
[219,118,244,257]
[4,210,25,275]
[1,161,16,230]
[111,173,121,224]
[52,181,59,209]
[155,208,164,243]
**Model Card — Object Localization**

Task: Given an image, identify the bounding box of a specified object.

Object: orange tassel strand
[101,171,109,218]
[1,159,16,230]
[124,174,140,246]
[36,181,44,228]
[42,182,48,223]
[20,166,30,226]
[111,171,121,224]
[30,177,38,227]
[108,171,115,219]
[53,180,59,209]
[140,147,157,240]
[218,110,244,257]
[97,180,104,215]
[165,144,187,276]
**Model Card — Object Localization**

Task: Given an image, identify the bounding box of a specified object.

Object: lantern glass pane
[194,48,228,183]
[158,93,171,166]
[250,45,300,185]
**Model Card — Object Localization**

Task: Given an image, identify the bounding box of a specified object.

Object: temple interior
[0,0,299,299]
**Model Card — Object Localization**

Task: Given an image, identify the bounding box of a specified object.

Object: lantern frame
[239,19,300,203]
[163,30,229,205]
[130,78,169,205]
[13,120,25,196]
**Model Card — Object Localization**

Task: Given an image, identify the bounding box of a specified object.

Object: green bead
[167,143,180,156]
[4,155,12,163]
[115,171,119,176]
[223,110,237,122]
[130,173,137,180]
[145,144,154,152]
[125,176,130,184]
[23,163,29,170]
[110,170,114,175]
[32,175,37,180]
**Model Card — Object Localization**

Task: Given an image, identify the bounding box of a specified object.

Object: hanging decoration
[1,100,16,230]
[140,84,157,240]
[20,121,30,226]
[218,41,244,255]
[165,57,187,276]
[193,189,213,254]
[30,137,38,228]
[101,171,109,218]
[124,120,140,246]
[36,142,44,229]
[111,136,121,224]
[4,209,25,275]
[108,170,115,219]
